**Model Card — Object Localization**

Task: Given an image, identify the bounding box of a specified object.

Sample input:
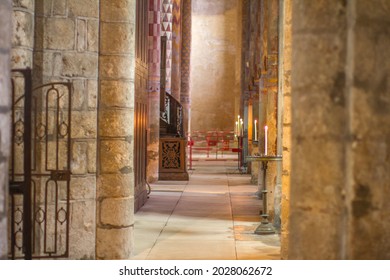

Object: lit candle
[240,118,243,136]
[235,121,238,136]
[237,115,241,137]
[254,120,258,141]
[264,125,268,155]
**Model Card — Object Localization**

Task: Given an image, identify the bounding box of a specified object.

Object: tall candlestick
[264,125,268,155]
[254,120,258,141]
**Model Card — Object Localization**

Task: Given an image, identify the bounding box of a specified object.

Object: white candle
[240,118,243,136]
[235,121,238,136]
[254,120,258,141]
[264,125,268,155]
[237,115,240,137]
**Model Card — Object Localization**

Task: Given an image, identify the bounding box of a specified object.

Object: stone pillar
[12,0,34,68]
[180,0,191,134]
[245,0,261,173]
[147,0,161,183]
[289,0,390,259]
[161,0,173,93]
[0,0,12,260]
[280,0,292,260]
[171,0,181,100]
[249,0,261,184]
[265,0,279,226]
[97,0,136,260]
[258,0,279,224]
[242,0,257,170]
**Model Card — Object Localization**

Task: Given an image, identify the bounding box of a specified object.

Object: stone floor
[131,160,281,260]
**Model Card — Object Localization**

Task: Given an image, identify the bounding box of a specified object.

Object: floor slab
[131,160,281,260]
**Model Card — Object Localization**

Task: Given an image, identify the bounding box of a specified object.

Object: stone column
[147,0,161,183]
[280,0,292,260]
[0,0,12,260]
[258,0,279,224]
[242,0,255,169]
[11,0,34,68]
[161,0,173,93]
[265,0,279,226]
[249,0,261,184]
[289,0,390,259]
[180,0,191,134]
[246,0,261,174]
[170,0,181,100]
[97,0,136,260]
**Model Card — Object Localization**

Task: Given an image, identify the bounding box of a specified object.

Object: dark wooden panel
[134,0,149,211]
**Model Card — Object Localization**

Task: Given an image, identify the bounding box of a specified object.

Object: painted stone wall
[289,0,390,259]
[0,0,12,260]
[190,0,242,132]
[171,0,182,100]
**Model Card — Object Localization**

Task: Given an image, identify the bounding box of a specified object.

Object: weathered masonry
[0,0,389,260]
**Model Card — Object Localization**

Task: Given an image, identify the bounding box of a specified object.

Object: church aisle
[131,160,280,260]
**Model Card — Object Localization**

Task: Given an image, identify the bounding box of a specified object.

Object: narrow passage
[131,160,280,260]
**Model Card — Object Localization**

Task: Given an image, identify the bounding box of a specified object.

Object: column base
[255,222,276,235]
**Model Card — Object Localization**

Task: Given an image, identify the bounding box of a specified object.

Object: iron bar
[22,68,33,259]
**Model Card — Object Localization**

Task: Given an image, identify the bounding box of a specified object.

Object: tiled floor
[131,160,281,260]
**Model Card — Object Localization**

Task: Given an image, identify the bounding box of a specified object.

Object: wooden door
[134,0,149,211]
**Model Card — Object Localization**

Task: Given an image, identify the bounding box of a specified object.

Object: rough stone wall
[33,0,99,259]
[97,0,136,259]
[0,0,12,260]
[190,0,242,132]
[289,0,390,259]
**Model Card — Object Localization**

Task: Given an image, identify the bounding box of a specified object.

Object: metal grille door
[9,69,72,259]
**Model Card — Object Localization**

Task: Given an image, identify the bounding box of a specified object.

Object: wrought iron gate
[8,68,72,259]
